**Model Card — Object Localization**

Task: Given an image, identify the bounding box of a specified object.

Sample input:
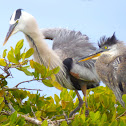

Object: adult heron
[4,9,100,117]
[79,33,126,107]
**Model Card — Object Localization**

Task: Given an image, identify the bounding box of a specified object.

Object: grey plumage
[41,28,95,59]
[79,34,126,107]
[41,28,100,89]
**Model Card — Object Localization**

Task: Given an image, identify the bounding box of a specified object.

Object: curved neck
[24,29,64,70]
[26,34,44,64]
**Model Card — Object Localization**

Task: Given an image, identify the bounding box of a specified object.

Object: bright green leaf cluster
[0,40,62,90]
[0,85,126,125]
[0,40,126,125]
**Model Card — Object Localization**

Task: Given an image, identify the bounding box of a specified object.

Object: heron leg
[81,84,89,117]
[69,90,83,117]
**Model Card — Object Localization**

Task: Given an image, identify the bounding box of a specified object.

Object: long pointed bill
[78,49,105,62]
[3,23,17,46]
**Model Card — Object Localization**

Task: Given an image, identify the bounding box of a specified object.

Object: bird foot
[69,100,83,117]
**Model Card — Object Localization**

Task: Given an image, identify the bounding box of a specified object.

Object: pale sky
[0,0,126,97]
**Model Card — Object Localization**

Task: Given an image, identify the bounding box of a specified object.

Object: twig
[63,111,69,123]
[31,106,37,119]
[10,87,42,91]
[116,110,126,119]
[47,118,72,125]
[18,114,42,125]
[4,99,15,113]
[0,66,12,80]
[15,78,44,87]
[50,114,64,120]
[4,87,43,91]
[18,88,43,91]
[10,60,28,68]
[4,96,15,113]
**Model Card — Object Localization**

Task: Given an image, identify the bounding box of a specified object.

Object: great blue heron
[79,33,126,107]
[4,9,100,117]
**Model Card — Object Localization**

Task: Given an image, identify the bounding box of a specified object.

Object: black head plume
[14,9,23,21]
[98,33,118,48]
[10,9,23,21]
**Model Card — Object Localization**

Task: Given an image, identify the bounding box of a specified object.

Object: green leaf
[7,49,19,63]
[36,100,45,109]
[41,120,48,126]
[15,48,20,61]
[119,119,125,126]
[16,67,33,76]
[30,60,34,68]
[10,111,17,125]
[90,111,100,122]
[69,90,76,99]
[21,52,26,61]
[33,70,40,79]
[0,97,4,104]
[33,61,47,77]
[15,39,24,49]
[52,66,60,74]
[101,113,107,123]
[60,121,68,126]
[15,40,23,58]
[52,81,63,91]
[0,102,5,112]
[0,115,7,123]
[12,89,28,100]
[33,62,44,73]
[109,120,117,126]
[35,111,41,118]
[25,48,34,58]
[42,79,53,87]
[80,114,86,122]
[54,94,60,104]
[122,94,126,104]
[0,79,7,87]
[3,49,7,58]
[51,74,56,82]
[15,115,26,126]
[0,58,7,66]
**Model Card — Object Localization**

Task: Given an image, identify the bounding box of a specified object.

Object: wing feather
[41,28,100,84]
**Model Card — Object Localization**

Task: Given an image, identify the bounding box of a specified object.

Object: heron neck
[25,30,63,70]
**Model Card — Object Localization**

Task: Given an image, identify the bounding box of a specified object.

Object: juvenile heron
[79,33,126,107]
[4,9,100,117]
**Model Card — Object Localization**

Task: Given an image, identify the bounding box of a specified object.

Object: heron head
[4,9,35,45]
[78,33,118,62]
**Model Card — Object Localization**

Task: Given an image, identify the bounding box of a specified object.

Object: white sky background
[0,0,126,97]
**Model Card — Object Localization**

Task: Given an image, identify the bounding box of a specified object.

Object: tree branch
[1,111,72,125]
[5,87,43,91]
[14,79,43,87]
[116,110,126,119]
[1,111,42,125]
[3,95,72,125]
[4,98,15,113]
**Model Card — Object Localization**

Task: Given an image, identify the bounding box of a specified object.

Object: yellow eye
[104,46,108,49]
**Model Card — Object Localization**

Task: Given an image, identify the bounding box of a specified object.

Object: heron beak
[78,48,106,62]
[3,23,18,46]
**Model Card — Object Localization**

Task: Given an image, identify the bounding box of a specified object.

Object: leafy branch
[0,40,126,125]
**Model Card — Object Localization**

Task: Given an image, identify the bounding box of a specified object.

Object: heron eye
[104,46,108,49]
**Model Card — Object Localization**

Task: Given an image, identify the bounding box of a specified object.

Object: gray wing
[113,55,126,94]
[41,28,100,84]
[106,55,126,107]
[41,28,96,60]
